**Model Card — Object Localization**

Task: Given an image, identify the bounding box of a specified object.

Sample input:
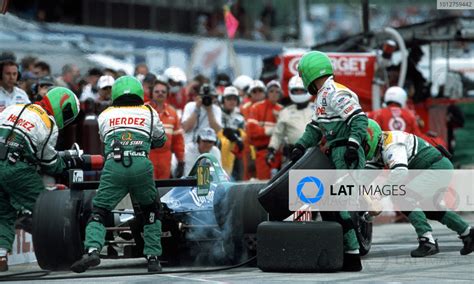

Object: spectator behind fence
[33,61,51,78]
[95,75,115,114]
[182,83,222,144]
[184,127,221,176]
[148,79,185,179]
[80,68,103,102]
[0,60,30,112]
[31,76,55,102]
[56,63,81,95]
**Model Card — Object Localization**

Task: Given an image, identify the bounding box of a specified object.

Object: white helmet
[384,86,407,107]
[232,75,253,91]
[164,67,187,85]
[247,79,266,93]
[288,75,311,104]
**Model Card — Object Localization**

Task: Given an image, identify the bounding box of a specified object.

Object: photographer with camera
[181,83,222,144]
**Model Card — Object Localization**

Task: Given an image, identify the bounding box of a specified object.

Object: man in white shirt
[184,127,221,176]
[181,84,222,144]
[0,60,30,112]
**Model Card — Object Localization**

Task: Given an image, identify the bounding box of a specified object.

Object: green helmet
[297,51,333,89]
[111,75,144,102]
[44,87,80,129]
[366,119,382,160]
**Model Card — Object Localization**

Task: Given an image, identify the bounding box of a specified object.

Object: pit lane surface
[2,214,474,283]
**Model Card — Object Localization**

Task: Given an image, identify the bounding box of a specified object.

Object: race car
[32,148,372,271]
[32,153,267,270]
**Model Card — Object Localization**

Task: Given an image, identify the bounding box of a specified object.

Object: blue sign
[296,176,324,204]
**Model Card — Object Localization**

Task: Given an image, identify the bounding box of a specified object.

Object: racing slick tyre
[213,182,268,264]
[351,212,372,256]
[33,190,89,270]
[258,147,334,221]
[257,221,343,272]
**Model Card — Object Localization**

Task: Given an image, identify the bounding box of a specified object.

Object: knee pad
[141,202,161,225]
[88,206,110,226]
[424,211,446,221]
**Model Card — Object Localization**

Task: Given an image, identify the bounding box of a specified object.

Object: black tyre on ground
[213,182,268,264]
[350,212,372,256]
[258,147,334,221]
[257,221,344,272]
[33,190,90,271]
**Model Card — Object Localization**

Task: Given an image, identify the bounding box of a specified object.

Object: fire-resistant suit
[84,105,167,256]
[366,130,469,248]
[247,99,282,180]
[0,104,65,252]
[295,76,368,252]
[147,101,184,179]
[368,106,422,135]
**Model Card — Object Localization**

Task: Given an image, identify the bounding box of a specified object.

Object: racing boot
[460,228,474,255]
[342,253,362,272]
[410,237,439,257]
[70,250,100,273]
[0,255,7,272]
[147,255,162,272]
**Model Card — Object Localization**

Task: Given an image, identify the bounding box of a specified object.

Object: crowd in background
[0,51,313,181]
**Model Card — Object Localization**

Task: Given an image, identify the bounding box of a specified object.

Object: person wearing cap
[184,127,221,176]
[232,75,253,104]
[267,75,314,165]
[181,83,222,144]
[147,79,185,179]
[31,76,55,102]
[247,80,283,180]
[94,75,115,114]
[163,67,187,111]
[0,87,81,272]
[71,76,166,273]
[218,86,246,180]
[291,51,368,271]
[240,79,266,120]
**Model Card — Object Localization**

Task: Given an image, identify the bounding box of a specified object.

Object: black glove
[175,161,185,178]
[290,144,306,162]
[63,155,84,170]
[222,128,238,142]
[344,141,360,169]
[266,147,276,166]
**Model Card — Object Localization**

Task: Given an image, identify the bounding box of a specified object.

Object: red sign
[280,52,376,110]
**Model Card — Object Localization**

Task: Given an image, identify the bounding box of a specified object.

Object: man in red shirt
[247,80,282,180]
[369,86,423,136]
[147,79,185,179]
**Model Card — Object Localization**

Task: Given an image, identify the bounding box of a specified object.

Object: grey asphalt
[2,214,474,283]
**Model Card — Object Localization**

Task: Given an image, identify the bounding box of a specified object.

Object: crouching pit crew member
[364,119,474,257]
[71,76,167,273]
[291,51,368,271]
[0,87,81,272]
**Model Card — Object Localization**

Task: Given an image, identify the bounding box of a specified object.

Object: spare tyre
[258,147,334,221]
[33,190,87,271]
